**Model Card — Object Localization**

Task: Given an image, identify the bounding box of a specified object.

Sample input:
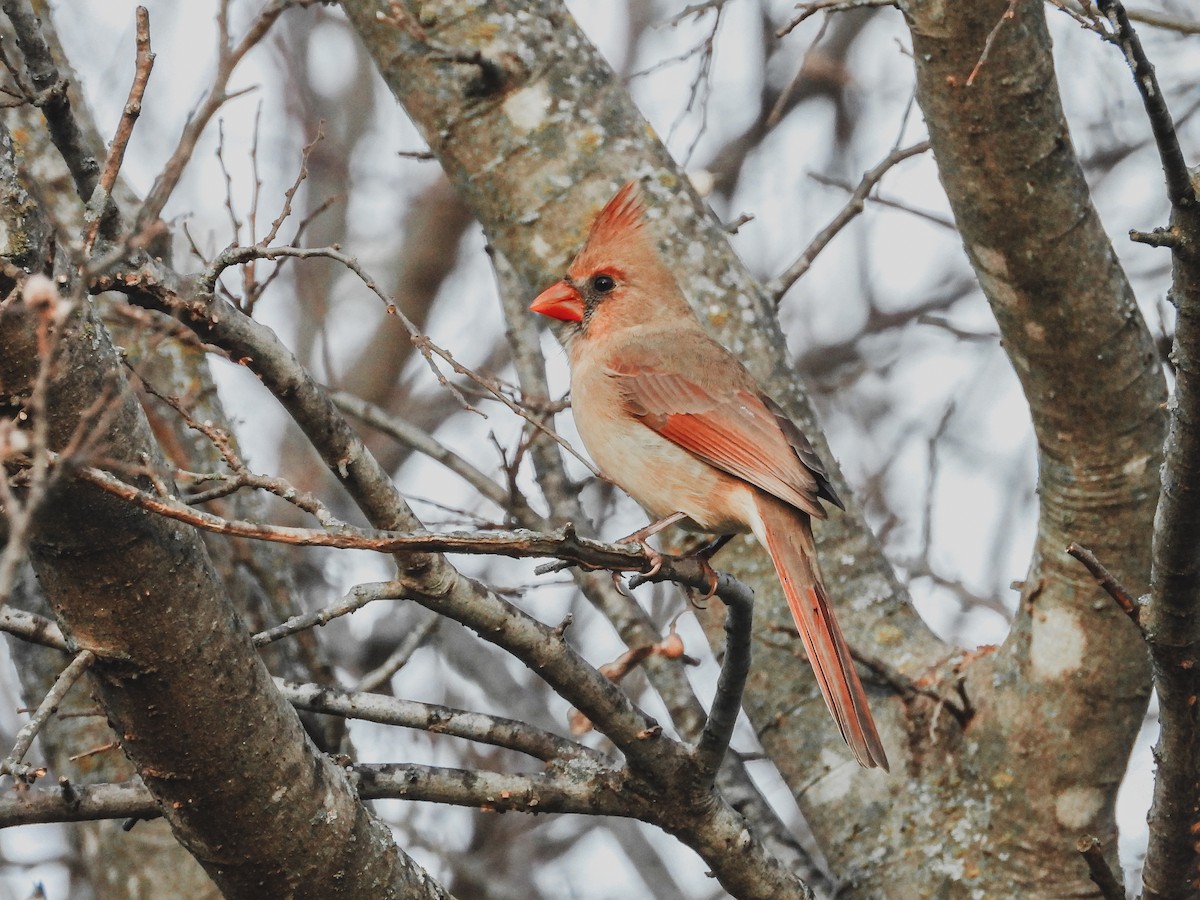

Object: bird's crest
[585,181,646,248]
[570,181,659,285]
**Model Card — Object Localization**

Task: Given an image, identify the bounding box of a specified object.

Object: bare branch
[331,389,514,512]
[82,5,153,254]
[0,0,99,199]
[280,680,598,764]
[135,0,304,229]
[768,141,931,302]
[72,463,650,572]
[1066,543,1141,626]
[252,581,405,646]
[1126,7,1200,36]
[1095,0,1196,210]
[2,649,94,780]
[1076,835,1127,900]
[676,570,754,782]
[0,604,67,651]
[353,611,439,693]
[778,0,897,38]
[967,0,1020,87]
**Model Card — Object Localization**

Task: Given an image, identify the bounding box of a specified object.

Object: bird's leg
[615,511,688,577]
[697,534,734,561]
[689,534,734,600]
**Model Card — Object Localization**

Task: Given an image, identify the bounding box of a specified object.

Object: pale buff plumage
[531,182,888,770]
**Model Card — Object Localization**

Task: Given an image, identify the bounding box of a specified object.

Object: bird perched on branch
[530,181,888,770]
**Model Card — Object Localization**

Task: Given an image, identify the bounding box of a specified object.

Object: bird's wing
[608,362,833,519]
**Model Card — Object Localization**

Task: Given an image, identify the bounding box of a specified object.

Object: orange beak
[530,281,585,322]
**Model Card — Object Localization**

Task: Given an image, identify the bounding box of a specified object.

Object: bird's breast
[570,363,754,536]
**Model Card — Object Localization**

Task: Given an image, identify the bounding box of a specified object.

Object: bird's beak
[530,281,585,322]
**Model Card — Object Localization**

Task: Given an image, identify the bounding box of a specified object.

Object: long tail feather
[751,496,889,770]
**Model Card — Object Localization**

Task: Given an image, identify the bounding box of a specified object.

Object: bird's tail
[751,496,889,770]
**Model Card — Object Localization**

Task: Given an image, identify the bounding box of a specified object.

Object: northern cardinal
[530,182,888,770]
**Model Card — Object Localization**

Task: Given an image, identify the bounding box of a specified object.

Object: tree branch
[898,0,1165,893]
[82,5,153,254]
[279,679,598,764]
[768,140,931,302]
[0,273,444,898]
[73,463,648,571]
[135,0,304,229]
[1095,0,1196,211]
[1066,542,1141,626]
[0,0,99,200]
[2,649,93,779]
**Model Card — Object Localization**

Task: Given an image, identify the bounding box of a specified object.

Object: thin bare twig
[1076,836,1127,900]
[1095,0,1196,210]
[82,5,153,254]
[279,679,598,763]
[2,650,95,781]
[1126,7,1200,36]
[769,140,931,301]
[808,172,956,230]
[331,389,513,511]
[135,0,305,230]
[252,581,405,646]
[777,0,896,38]
[1065,542,1141,626]
[354,611,440,692]
[129,371,344,525]
[966,0,1020,87]
[71,463,649,572]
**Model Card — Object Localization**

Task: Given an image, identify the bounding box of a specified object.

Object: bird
[529,181,889,770]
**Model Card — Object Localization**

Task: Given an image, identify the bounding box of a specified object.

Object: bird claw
[697,557,720,601]
[640,544,665,578]
[615,514,685,578]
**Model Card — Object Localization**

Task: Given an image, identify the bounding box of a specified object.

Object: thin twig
[1126,7,1200,36]
[331,389,513,510]
[135,0,303,229]
[279,679,597,763]
[777,0,897,38]
[1095,0,1196,210]
[71,463,649,572]
[129,371,344,526]
[1076,835,1127,900]
[808,172,956,230]
[966,0,1019,87]
[354,611,440,692]
[1065,542,1141,626]
[2,650,95,781]
[82,6,153,254]
[252,582,406,646]
[769,141,931,301]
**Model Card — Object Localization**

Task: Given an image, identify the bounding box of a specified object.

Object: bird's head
[530,181,685,337]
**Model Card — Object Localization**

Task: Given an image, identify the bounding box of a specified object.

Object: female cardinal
[530,181,888,770]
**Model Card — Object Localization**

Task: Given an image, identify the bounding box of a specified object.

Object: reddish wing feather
[611,365,828,519]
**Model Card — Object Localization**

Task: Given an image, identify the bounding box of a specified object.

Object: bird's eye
[591,274,615,294]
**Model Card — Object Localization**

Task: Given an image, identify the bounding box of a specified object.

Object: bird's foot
[615,512,688,577]
[695,556,720,602]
